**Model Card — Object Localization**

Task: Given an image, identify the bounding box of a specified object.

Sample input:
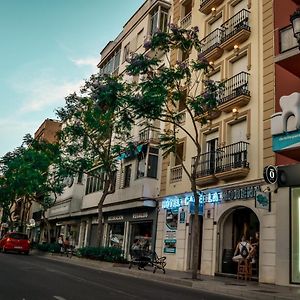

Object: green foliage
[77,246,126,263]
[56,74,134,180]
[37,243,61,253]
[0,135,65,222]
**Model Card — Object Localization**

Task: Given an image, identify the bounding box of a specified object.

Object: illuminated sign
[162,191,221,210]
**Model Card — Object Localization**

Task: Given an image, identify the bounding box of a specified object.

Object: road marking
[53,296,67,300]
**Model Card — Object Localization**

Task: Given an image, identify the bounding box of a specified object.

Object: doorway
[218,207,259,277]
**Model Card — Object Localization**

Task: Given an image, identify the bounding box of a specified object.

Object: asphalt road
[0,252,240,300]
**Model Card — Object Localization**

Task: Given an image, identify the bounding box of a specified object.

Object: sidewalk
[35,251,300,300]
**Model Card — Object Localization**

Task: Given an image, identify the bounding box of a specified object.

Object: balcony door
[206,133,218,174]
[228,120,247,168]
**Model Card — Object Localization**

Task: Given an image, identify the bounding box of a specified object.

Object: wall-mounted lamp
[209,61,214,67]
[232,107,239,119]
[233,44,240,56]
[290,9,300,49]
[211,7,216,17]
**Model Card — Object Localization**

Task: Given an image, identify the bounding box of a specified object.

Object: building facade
[270,0,300,286]
[154,0,280,285]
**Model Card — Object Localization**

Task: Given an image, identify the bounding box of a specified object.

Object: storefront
[103,207,157,258]
[156,191,219,271]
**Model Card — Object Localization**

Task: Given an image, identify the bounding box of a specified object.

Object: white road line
[53,296,67,300]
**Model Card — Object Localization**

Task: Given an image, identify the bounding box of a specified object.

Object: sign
[107,215,124,221]
[162,191,221,210]
[222,185,260,202]
[189,202,204,215]
[255,191,270,211]
[164,239,176,254]
[271,92,300,152]
[132,212,148,219]
[263,165,278,184]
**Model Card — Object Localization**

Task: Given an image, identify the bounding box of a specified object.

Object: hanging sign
[255,191,271,211]
[263,165,278,184]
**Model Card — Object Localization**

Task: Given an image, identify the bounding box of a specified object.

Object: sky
[0,0,144,157]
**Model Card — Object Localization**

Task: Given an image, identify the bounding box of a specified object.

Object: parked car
[0,232,30,254]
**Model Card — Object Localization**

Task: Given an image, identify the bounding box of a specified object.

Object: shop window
[130,221,152,251]
[291,187,300,283]
[107,223,124,249]
[166,209,178,230]
[123,164,132,188]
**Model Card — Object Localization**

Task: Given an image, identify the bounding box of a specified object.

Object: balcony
[192,141,249,185]
[138,127,160,143]
[220,9,251,51]
[199,0,224,15]
[180,11,192,29]
[170,165,183,183]
[215,141,249,180]
[200,29,224,61]
[192,153,217,186]
[275,25,300,77]
[218,71,250,113]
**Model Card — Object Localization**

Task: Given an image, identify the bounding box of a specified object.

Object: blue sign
[162,191,221,210]
[272,130,300,152]
[189,202,204,215]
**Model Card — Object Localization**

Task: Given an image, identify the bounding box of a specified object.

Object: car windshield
[9,233,28,240]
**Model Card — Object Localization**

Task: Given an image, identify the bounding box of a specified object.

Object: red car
[0,232,30,254]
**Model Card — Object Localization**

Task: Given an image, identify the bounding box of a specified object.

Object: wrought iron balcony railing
[200,28,224,55]
[215,141,249,173]
[192,152,216,178]
[192,141,249,177]
[220,9,250,43]
[218,71,250,105]
[138,127,160,142]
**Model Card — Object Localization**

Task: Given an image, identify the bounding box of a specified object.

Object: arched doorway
[218,206,260,278]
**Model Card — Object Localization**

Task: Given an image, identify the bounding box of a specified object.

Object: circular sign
[263,165,278,184]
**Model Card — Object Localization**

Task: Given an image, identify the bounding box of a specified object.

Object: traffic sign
[263,165,278,184]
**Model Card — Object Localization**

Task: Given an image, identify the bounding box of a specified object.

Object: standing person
[232,235,253,262]
[57,235,64,254]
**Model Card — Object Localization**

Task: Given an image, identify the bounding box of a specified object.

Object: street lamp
[290,9,300,49]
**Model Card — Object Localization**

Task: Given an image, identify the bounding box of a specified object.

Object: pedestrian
[58,235,64,254]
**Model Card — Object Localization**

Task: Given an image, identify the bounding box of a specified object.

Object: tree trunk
[191,180,200,280]
[42,211,51,243]
[97,187,109,247]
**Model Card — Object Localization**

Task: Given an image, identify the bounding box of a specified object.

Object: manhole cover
[252,290,278,294]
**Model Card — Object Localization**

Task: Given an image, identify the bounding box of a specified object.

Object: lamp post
[290,9,300,49]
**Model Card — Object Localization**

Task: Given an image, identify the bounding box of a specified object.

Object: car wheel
[24,251,29,255]
[2,247,6,253]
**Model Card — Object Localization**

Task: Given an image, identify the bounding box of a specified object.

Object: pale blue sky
[0,0,144,157]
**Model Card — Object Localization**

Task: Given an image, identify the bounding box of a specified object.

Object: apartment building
[76,0,171,255]
[270,0,300,286]
[154,0,280,284]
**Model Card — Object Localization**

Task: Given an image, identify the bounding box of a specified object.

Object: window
[175,142,184,166]
[123,42,130,62]
[150,6,169,36]
[123,164,132,188]
[178,90,187,112]
[182,0,192,18]
[136,29,144,50]
[137,152,146,178]
[147,147,159,178]
[99,47,121,75]
[85,168,105,195]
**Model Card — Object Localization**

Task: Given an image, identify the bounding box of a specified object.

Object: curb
[35,252,299,300]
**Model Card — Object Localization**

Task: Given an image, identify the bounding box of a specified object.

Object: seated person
[232,235,253,262]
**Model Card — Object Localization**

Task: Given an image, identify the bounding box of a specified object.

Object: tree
[126,24,223,279]
[56,74,134,247]
[0,134,65,238]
